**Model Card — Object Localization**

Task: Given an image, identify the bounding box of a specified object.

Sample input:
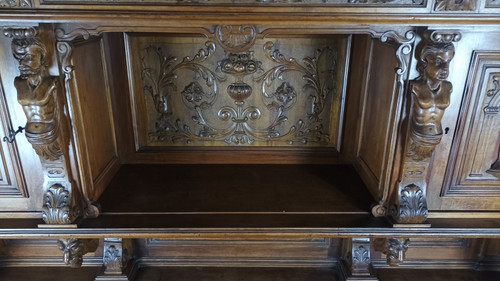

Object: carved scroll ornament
[140,35,341,147]
[392,30,460,224]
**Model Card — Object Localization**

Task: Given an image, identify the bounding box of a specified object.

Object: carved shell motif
[215,25,257,53]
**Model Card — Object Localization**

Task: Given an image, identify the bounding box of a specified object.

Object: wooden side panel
[354,38,400,200]
[424,31,500,213]
[442,52,500,199]
[68,37,119,200]
[0,82,27,197]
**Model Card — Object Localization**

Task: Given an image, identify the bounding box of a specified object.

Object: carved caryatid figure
[392,31,460,224]
[408,42,455,160]
[11,36,62,161]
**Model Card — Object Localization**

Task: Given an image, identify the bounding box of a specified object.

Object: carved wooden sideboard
[1,1,500,280]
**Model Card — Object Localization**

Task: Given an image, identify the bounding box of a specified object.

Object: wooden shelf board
[98,164,373,214]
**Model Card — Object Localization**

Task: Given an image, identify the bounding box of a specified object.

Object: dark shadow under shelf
[98,164,374,214]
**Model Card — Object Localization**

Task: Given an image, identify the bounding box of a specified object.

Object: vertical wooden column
[3,26,84,224]
[391,30,461,224]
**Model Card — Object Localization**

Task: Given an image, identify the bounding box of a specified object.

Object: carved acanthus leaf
[394,184,428,224]
[42,184,75,224]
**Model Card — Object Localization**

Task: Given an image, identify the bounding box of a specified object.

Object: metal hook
[2,126,24,143]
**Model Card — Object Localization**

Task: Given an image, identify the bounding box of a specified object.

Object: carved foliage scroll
[443,52,500,196]
[392,30,460,224]
[130,29,349,148]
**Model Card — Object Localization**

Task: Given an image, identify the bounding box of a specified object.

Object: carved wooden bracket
[342,238,378,280]
[372,29,416,218]
[4,26,83,224]
[383,238,410,266]
[96,238,131,281]
[391,30,461,224]
[58,238,98,268]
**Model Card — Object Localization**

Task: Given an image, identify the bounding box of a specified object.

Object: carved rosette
[383,238,410,266]
[392,30,461,224]
[58,238,98,268]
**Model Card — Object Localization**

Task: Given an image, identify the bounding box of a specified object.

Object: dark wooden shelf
[98,164,373,214]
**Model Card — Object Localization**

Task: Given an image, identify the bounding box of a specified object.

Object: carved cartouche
[12,37,62,161]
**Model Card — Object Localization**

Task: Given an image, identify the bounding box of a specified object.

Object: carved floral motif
[42,184,74,224]
[0,0,32,8]
[140,38,339,146]
[434,0,477,11]
[104,245,123,274]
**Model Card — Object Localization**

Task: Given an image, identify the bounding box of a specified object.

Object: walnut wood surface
[97,164,373,214]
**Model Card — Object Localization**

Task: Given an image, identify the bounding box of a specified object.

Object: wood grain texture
[69,37,119,200]
[98,164,373,213]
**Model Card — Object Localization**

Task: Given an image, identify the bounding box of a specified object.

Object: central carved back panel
[126,31,350,150]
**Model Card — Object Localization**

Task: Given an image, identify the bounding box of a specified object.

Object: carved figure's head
[385,238,410,266]
[419,43,455,82]
[11,38,48,79]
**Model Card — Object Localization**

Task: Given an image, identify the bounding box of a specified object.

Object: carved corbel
[55,27,101,220]
[342,238,378,281]
[392,30,460,224]
[58,238,98,268]
[96,238,131,281]
[4,27,82,224]
[383,238,410,266]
